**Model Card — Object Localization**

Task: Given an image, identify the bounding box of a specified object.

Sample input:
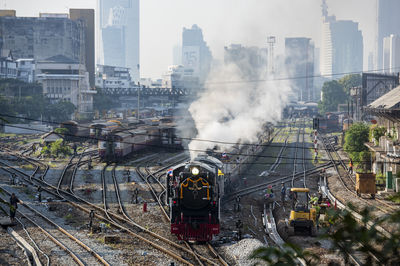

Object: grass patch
[387,193,400,203]
[64,213,73,220]
[21,164,35,170]
[0,133,17,137]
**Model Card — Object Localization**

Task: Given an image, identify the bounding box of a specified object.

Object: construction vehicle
[289,188,317,236]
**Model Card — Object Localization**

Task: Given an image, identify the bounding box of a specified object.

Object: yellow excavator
[289,187,317,236]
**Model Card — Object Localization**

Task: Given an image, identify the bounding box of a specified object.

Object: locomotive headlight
[191,167,200,175]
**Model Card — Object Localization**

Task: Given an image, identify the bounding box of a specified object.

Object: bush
[40,139,72,158]
[370,126,386,145]
[344,123,370,167]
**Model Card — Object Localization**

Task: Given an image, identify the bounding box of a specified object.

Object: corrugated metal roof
[368,85,400,109]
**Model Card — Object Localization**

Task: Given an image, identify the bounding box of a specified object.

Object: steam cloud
[188,56,293,159]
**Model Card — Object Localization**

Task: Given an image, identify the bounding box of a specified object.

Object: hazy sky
[2,0,376,78]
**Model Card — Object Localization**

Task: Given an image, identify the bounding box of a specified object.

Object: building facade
[162,65,199,89]
[0,49,17,79]
[95,64,133,89]
[376,0,400,71]
[182,25,212,85]
[97,0,140,81]
[383,34,400,73]
[36,55,96,113]
[321,18,363,77]
[16,58,35,83]
[285,38,314,102]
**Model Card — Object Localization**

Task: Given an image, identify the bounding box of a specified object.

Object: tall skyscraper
[377,0,400,71]
[320,1,363,77]
[383,34,400,73]
[182,25,212,84]
[97,0,139,81]
[285,38,314,102]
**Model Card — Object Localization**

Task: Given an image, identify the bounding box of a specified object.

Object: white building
[95,64,133,89]
[16,58,35,83]
[320,2,363,77]
[36,55,96,114]
[162,65,199,89]
[0,49,17,79]
[383,34,400,73]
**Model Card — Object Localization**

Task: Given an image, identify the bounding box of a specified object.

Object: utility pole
[267,36,276,76]
[137,64,140,120]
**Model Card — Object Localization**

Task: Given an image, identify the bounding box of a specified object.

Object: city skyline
[3,0,375,79]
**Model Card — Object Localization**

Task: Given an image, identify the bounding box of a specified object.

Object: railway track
[320,134,398,215]
[0,182,109,266]
[1,151,215,265]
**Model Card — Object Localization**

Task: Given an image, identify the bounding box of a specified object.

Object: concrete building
[162,65,199,89]
[224,44,267,80]
[69,9,95,88]
[16,58,35,83]
[36,55,96,114]
[98,0,140,81]
[0,49,17,79]
[320,2,363,77]
[364,86,400,191]
[377,0,400,71]
[383,34,400,73]
[182,25,212,84]
[0,12,83,65]
[95,64,133,89]
[285,38,314,102]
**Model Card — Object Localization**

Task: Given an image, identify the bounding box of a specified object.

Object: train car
[166,155,224,242]
[89,121,121,139]
[98,126,160,161]
[60,121,90,140]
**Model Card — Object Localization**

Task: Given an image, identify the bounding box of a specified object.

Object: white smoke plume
[188,59,292,159]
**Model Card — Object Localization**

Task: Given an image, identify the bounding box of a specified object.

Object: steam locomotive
[166,155,225,242]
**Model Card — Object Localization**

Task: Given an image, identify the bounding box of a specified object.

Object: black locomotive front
[167,162,220,242]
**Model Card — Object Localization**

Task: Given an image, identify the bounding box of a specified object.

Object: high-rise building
[320,2,363,77]
[285,38,314,102]
[182,25,212,84]
[377,0,400,71]
[383,34,400,73]
[97,0,139,81]
[70,9,95,88]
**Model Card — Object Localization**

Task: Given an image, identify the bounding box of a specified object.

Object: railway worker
[236,219,243,240]
[280,182,286,204]
[37,186,42,202]
[235,196,241,212]
[89,210,95,232]
[73,144,77,155]
[133,188,139,204]
[9,193,22,223]
[349,159,353,175]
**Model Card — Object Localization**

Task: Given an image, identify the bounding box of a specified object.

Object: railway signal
[313,118,319,130]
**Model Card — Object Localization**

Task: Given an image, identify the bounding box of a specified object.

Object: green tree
[45,101,76,122]
[41,139,72,158]
[370,126,386,144]
[250,206,400,266]
[344,122,370,168]
[319,80,347,113]
[338,74,362,95]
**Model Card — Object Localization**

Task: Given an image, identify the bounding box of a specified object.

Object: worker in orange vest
[349,159,353,175]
